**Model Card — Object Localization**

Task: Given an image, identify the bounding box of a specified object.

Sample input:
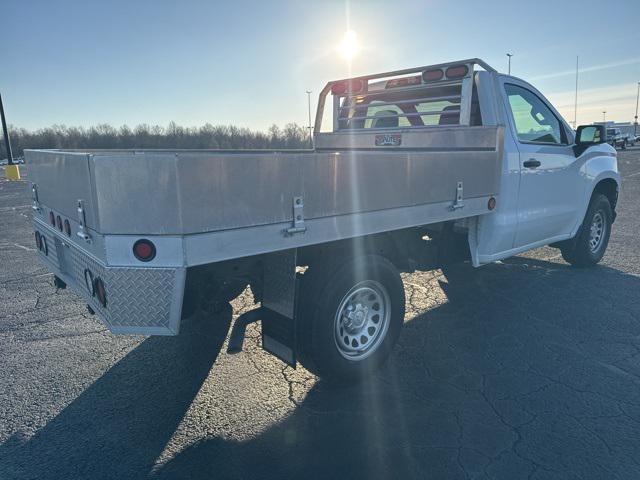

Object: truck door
[502,81,584,249]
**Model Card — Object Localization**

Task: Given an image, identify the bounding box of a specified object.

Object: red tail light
[445,64,469,79]
[133,239,156,262]
[84,268,95,295]
[94,277,107,307]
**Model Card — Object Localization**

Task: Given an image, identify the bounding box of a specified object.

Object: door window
[505,84,564,144]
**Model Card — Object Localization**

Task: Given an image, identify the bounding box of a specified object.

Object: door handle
[523,159,541,168]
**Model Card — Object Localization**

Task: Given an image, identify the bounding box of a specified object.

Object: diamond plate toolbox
[37,226,185,335]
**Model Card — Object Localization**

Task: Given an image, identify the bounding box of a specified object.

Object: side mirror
[576,125,605,145]
[574,124,606,156]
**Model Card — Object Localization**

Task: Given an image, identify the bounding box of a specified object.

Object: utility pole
[506,53,513,75]
[306,90,313,148]
[573,56,579,129]
[635,81,639,136]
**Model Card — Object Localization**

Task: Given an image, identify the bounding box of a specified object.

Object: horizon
[2,0,639,131]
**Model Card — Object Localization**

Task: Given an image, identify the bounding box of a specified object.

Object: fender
[570,146,620,238]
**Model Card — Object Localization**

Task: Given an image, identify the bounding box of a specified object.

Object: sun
[338,30,358,61]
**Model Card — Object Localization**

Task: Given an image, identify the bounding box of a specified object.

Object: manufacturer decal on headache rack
[375,134,402,146]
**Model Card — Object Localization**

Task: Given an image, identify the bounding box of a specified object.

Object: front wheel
[561,193,613,267]
[297,254,405,382]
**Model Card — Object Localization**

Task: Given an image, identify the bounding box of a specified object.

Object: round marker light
[331,82,347,95]
[133,239,156,262]
[56,215,63,231]
[331,79,364,95]
[348,79,364,93]
[488,197,497,210]
[64,219,71,236]
[445,64,469,79]
[422,69,444,82]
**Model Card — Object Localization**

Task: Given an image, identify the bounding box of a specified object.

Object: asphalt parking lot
[1,149,640,480]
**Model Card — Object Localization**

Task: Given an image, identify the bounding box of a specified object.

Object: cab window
[338,84,464,130]
[505,84,565,144]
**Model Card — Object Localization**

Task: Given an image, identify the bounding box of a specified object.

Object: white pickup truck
[27,58,619,381]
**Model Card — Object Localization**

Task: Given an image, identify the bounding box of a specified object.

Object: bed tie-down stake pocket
[76,199,92,243]
[31,184,41,212]
[451,181,464,210]
[284,196,306,236]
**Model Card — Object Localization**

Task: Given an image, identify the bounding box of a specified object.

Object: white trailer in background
[27,59,619,382]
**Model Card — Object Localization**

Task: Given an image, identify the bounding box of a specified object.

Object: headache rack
[314,58,496,136]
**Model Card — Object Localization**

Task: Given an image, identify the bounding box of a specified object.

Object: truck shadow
[0,305,233,480]
[2,256,639,479]
[152,257,640,479]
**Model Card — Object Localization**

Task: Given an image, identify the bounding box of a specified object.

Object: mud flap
[261,249,297,367]
[262,307,296,367]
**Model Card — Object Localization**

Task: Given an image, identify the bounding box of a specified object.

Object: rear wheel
[560,193,612,267]
[298,254,405,382]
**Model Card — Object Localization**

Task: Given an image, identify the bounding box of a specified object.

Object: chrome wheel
[334,280,391,361]
[589,211,606,253]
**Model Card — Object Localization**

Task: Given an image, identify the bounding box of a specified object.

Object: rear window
[337,84,469,130]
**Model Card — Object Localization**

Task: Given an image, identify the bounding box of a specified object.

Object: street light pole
[305,90,313,148]
[602,111,606,123]
[506,53,513,75]
[0,92,13,166]
[573,56,579,129]
[634,81,639,136]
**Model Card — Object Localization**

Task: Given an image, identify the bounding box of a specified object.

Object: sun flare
[338,30,358,61]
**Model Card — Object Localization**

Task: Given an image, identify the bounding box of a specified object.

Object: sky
[2,0,639,131]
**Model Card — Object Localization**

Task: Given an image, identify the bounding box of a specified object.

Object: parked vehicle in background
[623,132,636,147]
[0,157,23,165]
[607,128,626,149]
[26,58,620,383]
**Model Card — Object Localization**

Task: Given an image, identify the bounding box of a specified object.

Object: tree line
[1,122,311,158]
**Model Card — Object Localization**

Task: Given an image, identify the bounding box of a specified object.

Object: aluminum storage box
[26,125,503,239]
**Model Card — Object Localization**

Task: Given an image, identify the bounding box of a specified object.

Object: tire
[561,193,612,267]
[297,254,405,382]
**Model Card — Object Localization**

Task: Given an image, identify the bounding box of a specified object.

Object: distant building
[593,121,639,136]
